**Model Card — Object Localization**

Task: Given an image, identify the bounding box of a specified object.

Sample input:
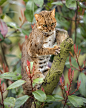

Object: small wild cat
[21,8,68,97]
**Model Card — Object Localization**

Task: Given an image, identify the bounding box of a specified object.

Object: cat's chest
[37,31,56,73]
[43,31,56,48]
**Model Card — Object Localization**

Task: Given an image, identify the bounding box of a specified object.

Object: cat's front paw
[53,45,60,55]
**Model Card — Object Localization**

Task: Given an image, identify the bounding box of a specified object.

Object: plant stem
[30,76,33,92]
[1,91,4,108]
[63,97,68,108]
[61,89,65,99]
[30,75,36,107]
[1,43,8,67]
[33,100,36,108]
[75,54,82,72]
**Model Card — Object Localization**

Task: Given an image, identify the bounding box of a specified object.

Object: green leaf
[65,57,70,68]
[6,22,18,29]
[3,4,9,14]
[10,58,20,66]
[65,62,70,68]
[33,78,44,87]
[53,94,64,101]
[24,10,33,22]
[14,95,29,108]
[0,32,4,40]
[32,90,46,102]
[7,8,15,18]
[66,0,76,9]
[80,41,86,46]
[56,12,70,29]
[46,95,55,102]
[24,0,28,2]
[65,57,78,68]
[4,97,16,108]
[4,38,12,44]
[5,54,17,57]
[0,0,6,6]
[26,1,34,11]
[12,88,16,94]
[52,1,63,6]
[0,72,22,80]
[78,2,86,9]
[22,29,29,36]
[7,80,26,90]
[34,0,44,7]
[82,97,86,104]
[9,1,25,8]
[83,13,86,24]
[66,101,74,106]
[71,57,78,68]
[0,14,5,19]
[79,73,86,97]
[68,95,83,107]
[34,8,42,14]
[14,66,21,74]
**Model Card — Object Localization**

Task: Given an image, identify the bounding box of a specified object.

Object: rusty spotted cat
[21,8,68,96]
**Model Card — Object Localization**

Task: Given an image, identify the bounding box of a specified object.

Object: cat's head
[34,8,56,33]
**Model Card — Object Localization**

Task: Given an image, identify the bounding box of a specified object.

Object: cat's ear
[34,14,41,21]
[51,8,55,17]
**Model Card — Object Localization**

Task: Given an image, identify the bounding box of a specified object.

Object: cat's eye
[51,23,54,26]
[43,24,47,27]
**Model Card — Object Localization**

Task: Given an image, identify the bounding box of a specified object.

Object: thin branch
[63,16,79,22]
[42,38,73,95]
[1,43,8,67]
[63,97,68,108]
[1,91,4,108]
[33,100,36,108]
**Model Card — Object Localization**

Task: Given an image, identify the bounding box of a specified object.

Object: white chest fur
[43,30,56,48]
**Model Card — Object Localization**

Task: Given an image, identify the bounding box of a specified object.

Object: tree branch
[42,37,73,95]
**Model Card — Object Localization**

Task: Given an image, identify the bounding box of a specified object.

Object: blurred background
[0,0,86,107]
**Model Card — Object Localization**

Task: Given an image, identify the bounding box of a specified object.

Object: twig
[0,102,3,106]
[63,16,79,22]
[1,43,8,67]
[33,99,36,108]
[1,91,4,108]
[63,97,68,108]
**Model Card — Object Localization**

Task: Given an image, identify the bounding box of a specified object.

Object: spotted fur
[21,9,68,97]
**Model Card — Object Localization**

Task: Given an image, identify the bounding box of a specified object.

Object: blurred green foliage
[0,0,86,108]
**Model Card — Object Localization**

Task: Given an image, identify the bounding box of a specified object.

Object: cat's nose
[49,30,51,32]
